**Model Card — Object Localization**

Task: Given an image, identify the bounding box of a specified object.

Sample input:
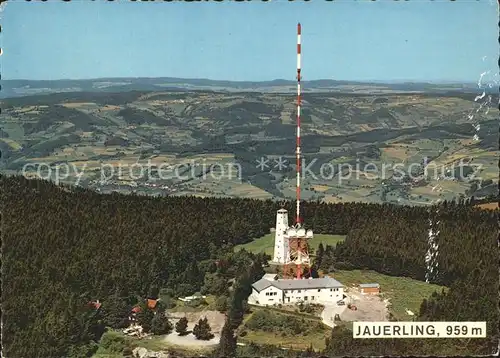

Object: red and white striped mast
[295,22,302,226]
[283,23,311,280]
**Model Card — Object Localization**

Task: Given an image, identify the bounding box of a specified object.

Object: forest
[2,174,498,357]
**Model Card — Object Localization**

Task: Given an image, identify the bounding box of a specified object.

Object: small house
[88,300,101,310]
[129,298,160,322]
[147,299,158,309]
[359,283,380,295]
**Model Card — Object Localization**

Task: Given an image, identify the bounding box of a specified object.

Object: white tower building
[273,209,290,264]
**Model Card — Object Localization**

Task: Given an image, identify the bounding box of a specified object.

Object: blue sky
[3,1,498,82]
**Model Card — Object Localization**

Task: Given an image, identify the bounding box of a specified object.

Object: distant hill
[0,77,483,99]
[1,88,496,205]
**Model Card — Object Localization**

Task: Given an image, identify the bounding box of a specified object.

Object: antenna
[296,22,302,226]
[282,23,312,280]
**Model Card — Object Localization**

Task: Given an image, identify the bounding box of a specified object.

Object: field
[235,233,346,256]
[330,269,446,321]
[1,87,497,205]
[475,202,498,210]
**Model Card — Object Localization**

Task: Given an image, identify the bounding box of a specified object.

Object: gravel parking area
[340,289,388,322]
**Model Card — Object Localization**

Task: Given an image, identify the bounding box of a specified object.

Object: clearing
[226,183,273,199]
[0,138,23,150]
[475,202,498,210]
[92,328,214,358]
[164,310,225,347]
[93,309,225,357]
[235,233,345,256]
[329,270,446,321]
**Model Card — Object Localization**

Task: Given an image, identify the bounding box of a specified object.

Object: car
[337,300,345,305]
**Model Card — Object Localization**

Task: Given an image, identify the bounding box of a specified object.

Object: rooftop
[147,299,158,309]
[359,283,380,288]
[252,276,344,292]
[262,273,278,281]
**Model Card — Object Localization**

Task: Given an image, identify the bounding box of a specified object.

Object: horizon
[1,76,480,85]
[3,1,498,83]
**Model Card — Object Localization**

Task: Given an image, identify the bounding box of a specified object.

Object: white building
[272,209,290,264]
[250,276,344,306]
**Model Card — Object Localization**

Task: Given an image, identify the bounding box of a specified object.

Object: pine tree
[215,321,237,357]
[136,304,154,333]
[101,294,130,329]
[175,317,188,336]
[193,317,214,340]
[150,314,173,335]
[315,243,325,269]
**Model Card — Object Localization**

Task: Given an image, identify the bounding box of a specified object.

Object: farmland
[1,85,496,205]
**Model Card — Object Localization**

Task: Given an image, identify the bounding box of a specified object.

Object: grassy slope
[238,306,330,351]
[235,233,346,256]
[240,330,328,351]
[330,269,446,321]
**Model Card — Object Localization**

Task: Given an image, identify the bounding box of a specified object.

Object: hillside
[0,77,482,98]
[2,175,498,357]
[1,89,497,205]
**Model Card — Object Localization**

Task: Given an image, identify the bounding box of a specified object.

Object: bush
[245,310,309,335]
[99,332,127,354]
[215,295,228,312]
[158,291,177,309]
[186,298,207,308]
[300,304,314,314]
[67,342,99,357]
[122,346,134,357]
